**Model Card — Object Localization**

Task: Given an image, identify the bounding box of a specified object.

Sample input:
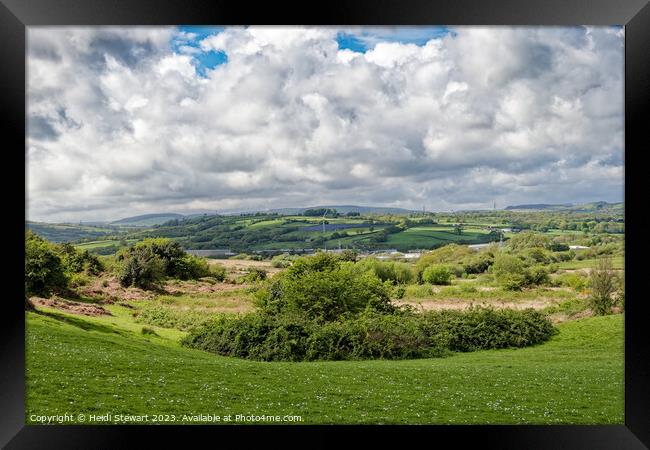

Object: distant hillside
[26,221,120,243]
[268,205,418,216]
[505,201,623,213]
[110,213,185,227]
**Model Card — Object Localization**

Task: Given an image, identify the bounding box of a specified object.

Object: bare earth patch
[395,298,564,312]
[209,258,282,276]
[30,297,111,316]
[163,279,254,295]
[77,275,155,302]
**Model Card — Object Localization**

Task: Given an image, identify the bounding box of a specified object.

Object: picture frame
[2,0,649,447]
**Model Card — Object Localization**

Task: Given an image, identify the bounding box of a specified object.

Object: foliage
[354,257,414,284]
[116,238,212,288]
[208,263,227,282]
[491,254,549,290]
[141,326,158,336]
[554,272,589,291]
[506,232,551,251]
[56,243,104,275]
[25,231,68,296]
[421,265,453,285]
[134,305,216,331]
[240,267,267,283]
[256,253,394,322]
[117,249,166,289]
[588,258,618,315]
[173,254,211,280]
[182,307,555,362]
[461,251,495,274]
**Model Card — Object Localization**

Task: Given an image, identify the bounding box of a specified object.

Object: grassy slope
[26,309,623,424]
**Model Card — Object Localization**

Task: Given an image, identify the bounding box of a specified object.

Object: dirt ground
[395,298,564,312]
[30,297,111,316]
[208,258,283,277]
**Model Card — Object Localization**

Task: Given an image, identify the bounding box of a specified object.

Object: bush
[25,231,68,296]
[506,232,551,251]
[117,249,166,289]
[421,265,453,285]
[134,305,216,331]
[588,258,618,315]
[209,263,227,282]
[416,245,473,280]
[355,258,414,284]
[141,326,158,336]
[173,254,211,280]
[462,252,495,274]
[491,254,549,290]
[255,253,394,322]
[116,238,212,287]
[240,267,267,283]
[57,243,103,275]
[182,307,556,361]
[555,272,589,291]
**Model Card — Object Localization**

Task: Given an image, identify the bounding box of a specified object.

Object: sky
[26,26,624,222]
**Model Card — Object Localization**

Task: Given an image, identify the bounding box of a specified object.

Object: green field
[26,308,623,425]
[558,256,624,270]
[74,239,138,250]
[386,226,495,249]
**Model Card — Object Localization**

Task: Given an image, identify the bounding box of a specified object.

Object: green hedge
[181,307,556,362]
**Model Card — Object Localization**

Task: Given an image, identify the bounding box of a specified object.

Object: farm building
[569,245,590,250]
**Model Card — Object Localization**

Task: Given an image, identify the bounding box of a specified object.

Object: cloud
[27,26,624,222]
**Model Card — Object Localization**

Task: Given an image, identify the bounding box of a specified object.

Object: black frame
[2,0,649,448]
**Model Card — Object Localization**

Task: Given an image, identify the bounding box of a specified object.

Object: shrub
[416,245,473,280]
[134,305,216,331]
[117,249,166,289]
[588,258,618,315]
[462,252,494,274]
[116,238,212,287]
[506,232,551,251]
[173,254,211,280]
[526,265,550,286]
[57,243,103,275]
[141,326,158,336]
[255,253,394,322]
[209,263,227,282]
[240,267,267,283]
[555,272,589,291]
[491,254,527,290]
[68,272,91,288]
[182,307,555,361]
[421,307,556,352]
[421,265,453,285]
[355,258,414,284]
[25,231,68,296]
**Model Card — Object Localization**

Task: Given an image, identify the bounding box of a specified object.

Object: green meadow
[26,309,623,425]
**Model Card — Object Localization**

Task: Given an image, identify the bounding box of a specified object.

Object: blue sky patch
[337,26,452,53]
[173,26,227,76]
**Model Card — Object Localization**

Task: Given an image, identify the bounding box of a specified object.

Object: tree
[588,258,618,315]
[25,231,68,296]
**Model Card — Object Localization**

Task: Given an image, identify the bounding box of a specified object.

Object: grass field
[558,256,624,270]
[25,308,623,425]
[386,226,495,249]
[74,239,138,250]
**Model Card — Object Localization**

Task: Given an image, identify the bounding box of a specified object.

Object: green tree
[25,231,68,296]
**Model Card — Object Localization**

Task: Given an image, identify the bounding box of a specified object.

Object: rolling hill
[110,213,185,227]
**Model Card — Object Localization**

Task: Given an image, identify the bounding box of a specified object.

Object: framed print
[2,0,649,448]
